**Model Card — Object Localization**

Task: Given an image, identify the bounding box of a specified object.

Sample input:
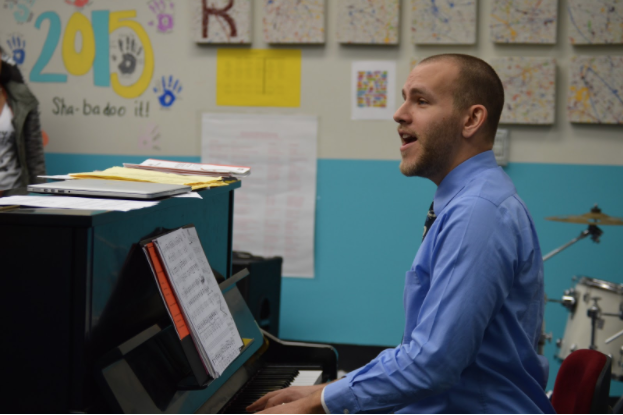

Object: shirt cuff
[320,386,330,414]
[323,378,361,414]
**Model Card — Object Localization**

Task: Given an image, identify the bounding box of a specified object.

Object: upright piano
[1,181,336,413]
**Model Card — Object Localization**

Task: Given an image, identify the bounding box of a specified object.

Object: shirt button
[343,410,349,414]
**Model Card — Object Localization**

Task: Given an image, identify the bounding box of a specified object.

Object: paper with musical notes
[154,227,243,377]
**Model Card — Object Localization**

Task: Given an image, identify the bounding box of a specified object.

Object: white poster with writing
[201,113,318,278]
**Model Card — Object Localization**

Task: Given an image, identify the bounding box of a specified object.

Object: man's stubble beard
[399,115,461,179]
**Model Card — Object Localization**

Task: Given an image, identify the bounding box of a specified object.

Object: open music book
[142,226,244,381]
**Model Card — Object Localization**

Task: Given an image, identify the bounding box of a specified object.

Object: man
[248,54,554,413]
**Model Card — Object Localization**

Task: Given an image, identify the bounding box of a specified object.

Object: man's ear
[462,104,487,139]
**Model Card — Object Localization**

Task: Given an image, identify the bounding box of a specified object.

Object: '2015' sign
[31,10,154,99]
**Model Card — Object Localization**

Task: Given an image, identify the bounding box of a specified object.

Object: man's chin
[399,161,420,177]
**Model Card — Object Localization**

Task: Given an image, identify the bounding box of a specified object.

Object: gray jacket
[5,80,46,188]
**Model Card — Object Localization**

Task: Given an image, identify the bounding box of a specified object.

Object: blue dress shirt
[324,151,554,413]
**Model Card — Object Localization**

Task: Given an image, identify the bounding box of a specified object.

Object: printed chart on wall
[201,113,318,278]
[216,49,301,107]
[351,60,396,120]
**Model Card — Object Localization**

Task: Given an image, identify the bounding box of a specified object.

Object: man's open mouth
[400,133,417,145]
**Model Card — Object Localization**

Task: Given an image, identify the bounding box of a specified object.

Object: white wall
[0,0,620,165]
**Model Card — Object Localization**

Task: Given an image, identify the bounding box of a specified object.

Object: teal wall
[45,153,623,392]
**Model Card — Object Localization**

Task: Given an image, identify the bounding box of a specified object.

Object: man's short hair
[419,54,504,142]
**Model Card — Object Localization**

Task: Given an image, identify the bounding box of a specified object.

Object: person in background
[247,54,553,413]
[0,46,46,196]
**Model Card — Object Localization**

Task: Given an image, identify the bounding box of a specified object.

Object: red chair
[551,349,612,413]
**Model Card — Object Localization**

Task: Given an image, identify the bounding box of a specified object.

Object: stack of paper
[124,159,251,178]
[143,227,243,379]
[0,195,159,211]
[70,167,229,191]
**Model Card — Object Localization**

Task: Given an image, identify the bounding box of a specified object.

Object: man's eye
[418,99,428,105]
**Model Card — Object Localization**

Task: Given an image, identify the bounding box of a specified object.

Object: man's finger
[257,402,294,414]
[265,395,289,409]
[247,390,280,412]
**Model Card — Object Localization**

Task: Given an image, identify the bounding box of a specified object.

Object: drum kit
[543,205,623,380]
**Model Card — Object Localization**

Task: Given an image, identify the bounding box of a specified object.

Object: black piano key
[221,365,303,413]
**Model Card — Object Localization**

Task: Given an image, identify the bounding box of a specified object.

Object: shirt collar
[433,150,499,215]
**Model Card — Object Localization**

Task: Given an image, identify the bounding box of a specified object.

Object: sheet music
[154,227,243,377]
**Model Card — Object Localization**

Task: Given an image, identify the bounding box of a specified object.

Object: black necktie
[422,201,437,241]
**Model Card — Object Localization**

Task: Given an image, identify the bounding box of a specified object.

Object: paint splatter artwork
[337,0,399,44]
[491,57,556,124]
[263,0,325,44]
[194,0,252,44]
[567,55,623,124]
[412,0,476,44]
[567,0,623,44]
[490,0,558,44]
[357,71,388,108]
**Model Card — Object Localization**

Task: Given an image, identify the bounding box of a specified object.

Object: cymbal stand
[542,225,603,262]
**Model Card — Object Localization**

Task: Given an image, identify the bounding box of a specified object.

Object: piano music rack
[95,269,264,413]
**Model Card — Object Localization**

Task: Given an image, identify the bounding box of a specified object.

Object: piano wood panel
[0,183,240,413]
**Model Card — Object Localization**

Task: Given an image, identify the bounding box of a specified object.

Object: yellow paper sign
[217,49,301,107]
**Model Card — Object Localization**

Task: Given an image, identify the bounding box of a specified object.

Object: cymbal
[546,209,623,226]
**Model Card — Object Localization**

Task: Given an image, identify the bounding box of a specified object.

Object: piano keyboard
[290,369,323,387]
[222,366,323,413]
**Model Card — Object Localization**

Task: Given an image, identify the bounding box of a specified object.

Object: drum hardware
[600,306,623,320]
[555,277,623,380]
[542,225,602,262]
[606,329,623,345]
[603,305,623,345]
[545,207,623,373]
[538,300,553,355]
[547,288,577,312]
[588,297,602,350]
[542,205,623,263]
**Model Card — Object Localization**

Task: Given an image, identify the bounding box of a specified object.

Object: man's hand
[252,388,325,414]
[246,384,325,413]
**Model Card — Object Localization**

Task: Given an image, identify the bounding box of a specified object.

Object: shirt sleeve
[324,196,520,413]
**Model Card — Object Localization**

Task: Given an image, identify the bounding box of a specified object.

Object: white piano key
[290,370,323,386]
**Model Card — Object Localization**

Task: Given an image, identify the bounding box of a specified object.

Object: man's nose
[393,102,409,124]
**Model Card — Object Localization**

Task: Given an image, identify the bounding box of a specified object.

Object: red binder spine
[146,243,190,339]
[145,242,210,385]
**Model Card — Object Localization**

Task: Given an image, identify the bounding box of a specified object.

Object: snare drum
[556,276,623,379]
